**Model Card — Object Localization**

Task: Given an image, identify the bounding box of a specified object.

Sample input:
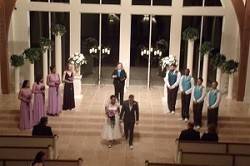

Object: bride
[102,95,122,148]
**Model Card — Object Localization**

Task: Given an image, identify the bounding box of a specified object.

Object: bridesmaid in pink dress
[47,66,61,116]
[32,75,45,125]
[18,80,33,130]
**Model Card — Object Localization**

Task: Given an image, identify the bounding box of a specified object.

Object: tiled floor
[0,85,250,166]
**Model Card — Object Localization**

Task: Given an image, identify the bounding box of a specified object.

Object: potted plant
[23,48,42,83]
[200,42,213,87]
[182,27,199,41]
[10,54,25,67]
[182,26,199,73]
[51,24,66,36]
[23,48,42,64]
[212,53,226,89]
[223,59,239,99]
[10,54,25,93]
[40,37,51,50]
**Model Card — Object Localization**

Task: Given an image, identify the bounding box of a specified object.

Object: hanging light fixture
[152,15,157,23]
[142,15,150,22]
[108,14,119,23]
[142,15,157,23]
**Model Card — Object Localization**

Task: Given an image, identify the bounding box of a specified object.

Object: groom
[120,94,139,150]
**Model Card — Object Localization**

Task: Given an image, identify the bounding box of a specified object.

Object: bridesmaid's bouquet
[40,85,45,91]
[55,81,60,87]
[107,110,116,128]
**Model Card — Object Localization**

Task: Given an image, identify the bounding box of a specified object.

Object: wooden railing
[175,140,250,166]
[0,158,83,166]
[145,160,212,166]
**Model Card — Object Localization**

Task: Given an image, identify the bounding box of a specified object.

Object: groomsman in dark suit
[164,64,181,114]
[120,95,139,150]
[180,68,194,122]
[112,63,127,105]
[207,81,221,127]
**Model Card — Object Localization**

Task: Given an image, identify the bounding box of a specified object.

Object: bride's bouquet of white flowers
[160,54,177,71]
[68,53,87,66]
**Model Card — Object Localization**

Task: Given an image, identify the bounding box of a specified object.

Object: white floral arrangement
[68,52,87,66]
[160,54,177,71]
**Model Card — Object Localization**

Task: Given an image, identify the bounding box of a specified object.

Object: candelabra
[140,47,162,57]
[89,46,111,55]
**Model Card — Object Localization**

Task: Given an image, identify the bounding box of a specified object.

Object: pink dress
[19,88,33,130]
[33,82,45,125]
[47,74,61,115]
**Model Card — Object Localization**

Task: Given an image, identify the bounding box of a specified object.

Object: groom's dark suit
[120,100,139,146]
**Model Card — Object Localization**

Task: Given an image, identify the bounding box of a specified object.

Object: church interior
[0,0,250,166]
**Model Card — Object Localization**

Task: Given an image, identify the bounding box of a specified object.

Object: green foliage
[51,24,66,36]
[182,27,199,41]
[156,39,168,48]
[24,48,43,64]
[10,54,25,67]
[40,37,51,51]
[212,53,226,68]
[223,59,239,74]
[85,37,98,50]
[200,41,213,56]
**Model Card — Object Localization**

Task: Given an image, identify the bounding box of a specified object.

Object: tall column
[202,53,209,87]
[119,7,131,87]
[29,63,34,85]
[43,49,48,83]
[70,0,81,56]
[187,39,194,74]
[216,67,222,90]
[227,74,234,99]
[55,35,62,79]
[169,0,182,70]
[14,67,20,93]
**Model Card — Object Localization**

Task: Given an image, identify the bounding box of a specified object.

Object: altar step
[0,111,249,143]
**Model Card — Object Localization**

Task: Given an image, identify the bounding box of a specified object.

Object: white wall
[9,0,30,91]
[8,0,243,98]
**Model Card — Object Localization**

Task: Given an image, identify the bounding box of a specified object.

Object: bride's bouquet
[107,109,116,128]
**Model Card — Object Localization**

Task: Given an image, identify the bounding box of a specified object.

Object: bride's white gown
[101,103,122,140]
